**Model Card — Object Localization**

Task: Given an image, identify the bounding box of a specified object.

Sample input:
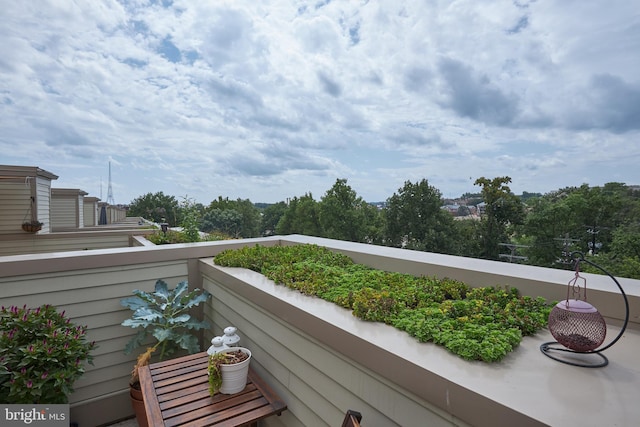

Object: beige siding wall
[83,198,99,226]
[107,205,127,223]
[0,166,55,235]
[0,250,191,426]
[35,177,52,233]
[0,239,265,426]
[0,181,31,234]
[0,230,154,256]
[202,262,460,427]
[51,196,78,229]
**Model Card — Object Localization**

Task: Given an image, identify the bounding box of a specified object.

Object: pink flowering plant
[0,304,96,403]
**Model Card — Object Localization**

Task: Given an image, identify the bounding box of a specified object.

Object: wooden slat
[139,364,166,427]
[140,351,287,427]
[162,389,262,419]
[247,368,287,414]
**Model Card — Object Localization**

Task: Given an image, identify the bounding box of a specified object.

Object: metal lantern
[540,252,629,368]
[548,299,606,352]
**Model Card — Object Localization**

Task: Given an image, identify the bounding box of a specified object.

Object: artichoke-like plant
[121,279,211,363]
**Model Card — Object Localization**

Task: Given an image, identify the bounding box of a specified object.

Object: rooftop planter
[213,244,553,362]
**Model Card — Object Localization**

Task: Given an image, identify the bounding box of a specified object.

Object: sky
[2,0,639,205]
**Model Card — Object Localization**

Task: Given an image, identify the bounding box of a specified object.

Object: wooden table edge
[139,363,166,426]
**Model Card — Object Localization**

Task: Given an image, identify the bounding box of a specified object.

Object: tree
[520,183,640,274]
[318,179,378,243]
[474,176,524,260]
[450,219,483,258]
[179,196,201,242]
[383,179,456,253]
[201,208,243,237]
[260,202,287,236]
[361,202,385,244]
[276,194,322,237]
[520,193,575,267]
[128,192,180,225]
[582,223,640,279]
[202,197,261,238]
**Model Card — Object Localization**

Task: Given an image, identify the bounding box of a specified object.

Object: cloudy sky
[2,1,639,205]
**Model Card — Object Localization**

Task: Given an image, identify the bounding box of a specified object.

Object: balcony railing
[0,235,638,427]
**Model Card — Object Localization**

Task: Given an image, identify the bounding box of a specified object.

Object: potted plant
[0,304,96,403]
[208,347,251,396]
[21,220,43,233]
[120,279,211,426]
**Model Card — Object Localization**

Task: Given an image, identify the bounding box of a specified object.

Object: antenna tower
[106,162,115,205]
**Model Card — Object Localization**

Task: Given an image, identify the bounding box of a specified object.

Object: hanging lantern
[541,252,630,368]
[548,263,606,352]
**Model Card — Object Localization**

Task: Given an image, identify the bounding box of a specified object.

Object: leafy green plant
[180,196,202,243]
[121,279,212,364]
[215,244,553,362]
[146,227,230,245]
[207,349,249,396]
[208,352,224,396]
[0,304,96,403]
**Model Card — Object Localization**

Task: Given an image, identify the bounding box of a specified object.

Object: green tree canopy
[202,197,261,238]
[474,176,524,260]
[128,191,180,225]
[384,179,456,253]
[260,201,288,236]
[521,183,639,271]
[318,179,379,243]
[275,193,322,236]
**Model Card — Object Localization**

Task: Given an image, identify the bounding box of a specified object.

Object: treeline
[127,177,640,279]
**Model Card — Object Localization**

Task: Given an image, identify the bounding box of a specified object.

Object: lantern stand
[540,251,629,368]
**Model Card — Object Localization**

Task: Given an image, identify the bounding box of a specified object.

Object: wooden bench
[342,409,362,427]
[139,351,287,426]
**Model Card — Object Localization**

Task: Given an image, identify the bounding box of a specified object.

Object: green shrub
[214,244,552,362]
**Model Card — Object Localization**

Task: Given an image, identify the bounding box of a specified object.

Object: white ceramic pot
[218,347,251,394]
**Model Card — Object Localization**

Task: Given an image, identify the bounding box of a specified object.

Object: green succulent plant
[215,244,554,362]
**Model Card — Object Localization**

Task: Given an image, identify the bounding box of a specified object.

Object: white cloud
[1,0,638,205]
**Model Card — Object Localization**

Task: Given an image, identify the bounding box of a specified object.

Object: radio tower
[106,161,115,205]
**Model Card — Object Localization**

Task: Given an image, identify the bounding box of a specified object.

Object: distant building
[477,202,487,215]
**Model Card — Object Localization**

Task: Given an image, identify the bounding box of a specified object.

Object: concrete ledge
[201,240,640,427]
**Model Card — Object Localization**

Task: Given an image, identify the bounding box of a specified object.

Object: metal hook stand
[540,251,630,368]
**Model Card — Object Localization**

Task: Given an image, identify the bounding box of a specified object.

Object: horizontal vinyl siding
[0,233,137,256]
[203,270,453,427]
[51,197,77,229]
[83,202,97,226]
[0,258,189,423]
[0,182,31,234]
[36,178,51,233]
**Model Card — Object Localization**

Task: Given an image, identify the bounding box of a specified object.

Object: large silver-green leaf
[176,334,200,354]
[172,281,189,301]
[123,329,148,355]
[153,279,170,301]
[182,289,212,309]
[168,314,191,324]
[133,307,163,322]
